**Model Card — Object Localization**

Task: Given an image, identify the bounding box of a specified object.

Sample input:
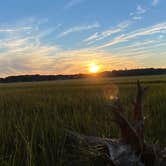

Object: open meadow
[0,75,166,166]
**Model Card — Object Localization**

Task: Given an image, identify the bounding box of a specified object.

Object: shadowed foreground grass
[0,75,165,165]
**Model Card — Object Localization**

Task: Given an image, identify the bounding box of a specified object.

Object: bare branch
[133,80,148,143]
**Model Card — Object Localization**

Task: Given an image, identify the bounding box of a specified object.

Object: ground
[0,75,165,165]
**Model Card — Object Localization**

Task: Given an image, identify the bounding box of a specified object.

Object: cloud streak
[83,21,130,45]
[0,27,32,32]
[58,23,100,38]
[94,22,166,49]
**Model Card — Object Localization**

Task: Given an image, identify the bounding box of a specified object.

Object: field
[0,75,166,166]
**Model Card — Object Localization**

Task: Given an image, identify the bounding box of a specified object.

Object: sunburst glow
[89,63,99,73]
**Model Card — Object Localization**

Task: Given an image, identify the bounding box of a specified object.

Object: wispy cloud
[53,49,141,73]
[64,0,84,9]
[114,41,166,58]
[83,21,130,45]
[0,27,32,33]
[0,17,165,77]
[0,18,143,77]
[112,40,161,52]
[58,22,100,38]
[130,5,147,21]
[152,0,160,6]
[0,18,62,77]
[132,16,142,20]
[136,5,147,14]
[94,22,166,49]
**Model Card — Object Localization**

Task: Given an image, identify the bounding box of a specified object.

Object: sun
[89,63,100,73]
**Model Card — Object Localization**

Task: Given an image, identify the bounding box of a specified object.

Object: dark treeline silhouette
[100,68,166,77]
[0,68,166,83]
[0,74,85,83]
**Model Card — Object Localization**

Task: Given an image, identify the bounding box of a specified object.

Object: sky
[0,0,166,77]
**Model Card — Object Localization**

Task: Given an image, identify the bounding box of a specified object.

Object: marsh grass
[0,76,165,165]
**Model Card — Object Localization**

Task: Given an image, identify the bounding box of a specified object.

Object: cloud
[64,0,84,9]
[112,40,159,52]
[58,22,100,38]
[132,16,142,20]
[0,27,32,33]
[84,32,99,43]
[94,22,166,49]
[115,41,166,58]
[0,44,141,77]
[129,5,147,21]
[152,0,160,6]
[0,18,142,77]
[136,5,147,14]
[0,18,165,77]
[0,19,62,77]
[52,49,141,73]
[83,21,130,45]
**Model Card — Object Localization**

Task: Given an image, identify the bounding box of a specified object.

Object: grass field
[0,75,166,166]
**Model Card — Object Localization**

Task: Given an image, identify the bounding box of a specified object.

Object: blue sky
[0,0,166,76]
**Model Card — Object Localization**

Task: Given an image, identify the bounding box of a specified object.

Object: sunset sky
[0,0,166,77]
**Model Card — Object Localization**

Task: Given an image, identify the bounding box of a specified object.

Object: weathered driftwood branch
[66,81,166,166]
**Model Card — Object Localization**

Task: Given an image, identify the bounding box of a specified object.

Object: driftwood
[66,81,166,166]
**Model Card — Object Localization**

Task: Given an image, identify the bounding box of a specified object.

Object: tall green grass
[0,76,165,165]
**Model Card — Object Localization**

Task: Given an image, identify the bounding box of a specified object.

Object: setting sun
[89,63,100,73]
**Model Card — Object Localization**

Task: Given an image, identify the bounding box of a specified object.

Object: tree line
[0,68,166,83]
